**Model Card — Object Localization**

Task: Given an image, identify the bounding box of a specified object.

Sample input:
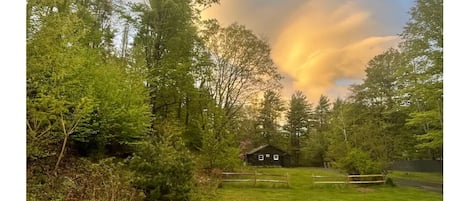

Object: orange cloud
[202,0,400,104]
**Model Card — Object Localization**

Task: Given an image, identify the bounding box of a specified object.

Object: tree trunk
[54,115,69,173]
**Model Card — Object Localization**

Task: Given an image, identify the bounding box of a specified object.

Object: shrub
[335,148,384,175]
[385,177,395,187]
[27,157,144,201]
[129,127,194,201]
[198,128,243,171]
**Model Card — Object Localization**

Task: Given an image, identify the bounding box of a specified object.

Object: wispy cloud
[202,0,409,104]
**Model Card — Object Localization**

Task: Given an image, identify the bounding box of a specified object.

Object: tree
[27,0,152,170]
[129,120,194,201]
[73,56,152,158]
[306,94,331,166]
[313,95,331,131]
[200,20,282,119]
[324,48,418,172]
[27,5,96,169]
[256,90,285,145]
[285,91,312,166]
[397,0,443,159]
[321,0,443,174]
[324,98,352,165]
[349,48,408,161]
[132,0,200,122]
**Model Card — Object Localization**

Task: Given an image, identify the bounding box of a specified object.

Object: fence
[312,174,386,186]
[221,171,289,187]
[390,160,443,173]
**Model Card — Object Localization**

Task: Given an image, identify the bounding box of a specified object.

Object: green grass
[215,168,442,201]
[388,171,443,184]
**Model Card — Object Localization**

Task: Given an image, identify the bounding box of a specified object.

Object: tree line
[244,0,442,173]
[26,0,442,200]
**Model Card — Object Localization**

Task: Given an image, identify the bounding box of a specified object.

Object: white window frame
[273,154,279,161]
[258,154,264,161]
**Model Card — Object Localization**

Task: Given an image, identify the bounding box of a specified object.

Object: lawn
[388,170,443,184]
[215,168,442,201]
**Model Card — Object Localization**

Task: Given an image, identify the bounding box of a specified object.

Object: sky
[201,0,415,104]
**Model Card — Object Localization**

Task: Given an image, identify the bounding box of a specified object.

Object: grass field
[215,168,443,201]
[388,170,443,184]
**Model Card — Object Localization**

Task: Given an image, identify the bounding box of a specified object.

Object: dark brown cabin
[245,144,290,167]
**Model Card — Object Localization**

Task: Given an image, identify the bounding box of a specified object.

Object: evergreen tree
[256,90,285,145]
[285,91,312,166]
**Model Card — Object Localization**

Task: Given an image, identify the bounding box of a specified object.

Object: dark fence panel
[389,160,443,173]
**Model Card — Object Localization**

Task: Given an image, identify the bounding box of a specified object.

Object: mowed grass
[216,168,442,201]
[388,170,443,184]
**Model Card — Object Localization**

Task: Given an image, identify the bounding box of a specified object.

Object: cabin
[245,144,290,167]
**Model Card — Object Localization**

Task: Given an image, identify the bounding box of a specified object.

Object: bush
[27,157,144,201]
[129,129,194,201]
[198,127,243,171]
[385,177,395,187]
[190,170,220,201]
[335,148,384,175]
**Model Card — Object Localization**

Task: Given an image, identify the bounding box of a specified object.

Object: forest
[26,0,442,200]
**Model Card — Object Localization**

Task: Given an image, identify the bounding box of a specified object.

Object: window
[258,154,264,161]
[273,154,279,161]
[266,154,270,157]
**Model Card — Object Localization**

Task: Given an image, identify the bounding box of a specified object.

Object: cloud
[272,0,399,103]
[202,0,403,104]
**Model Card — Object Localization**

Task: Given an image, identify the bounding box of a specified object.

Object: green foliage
[313,95,331,131]
[285,91,313,166]
[335,148,385,175]
[349,49,405,162]
[256,90,285,145]
[73,57,152,157]
[27,0,152,163]
[304,95,332,166]
[397,0,443,157]
[320,0,444,168]
[190,169,220,201]
[27,157,144,201]
[384,177,395,187]
[285,91,312,137]
[199,129,242,170]
[27,0,264,200]
[301,132,326,167]
[133,0,201,121]
[129,120,194,201]
[27,8,96,161]
[197,105,243,170]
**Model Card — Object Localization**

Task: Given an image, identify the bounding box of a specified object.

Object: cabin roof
[246,144,270,155]
[246,144,288,155]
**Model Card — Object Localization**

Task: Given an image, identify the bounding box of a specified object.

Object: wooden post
[254,170,257,186]
[312,174,315,188]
